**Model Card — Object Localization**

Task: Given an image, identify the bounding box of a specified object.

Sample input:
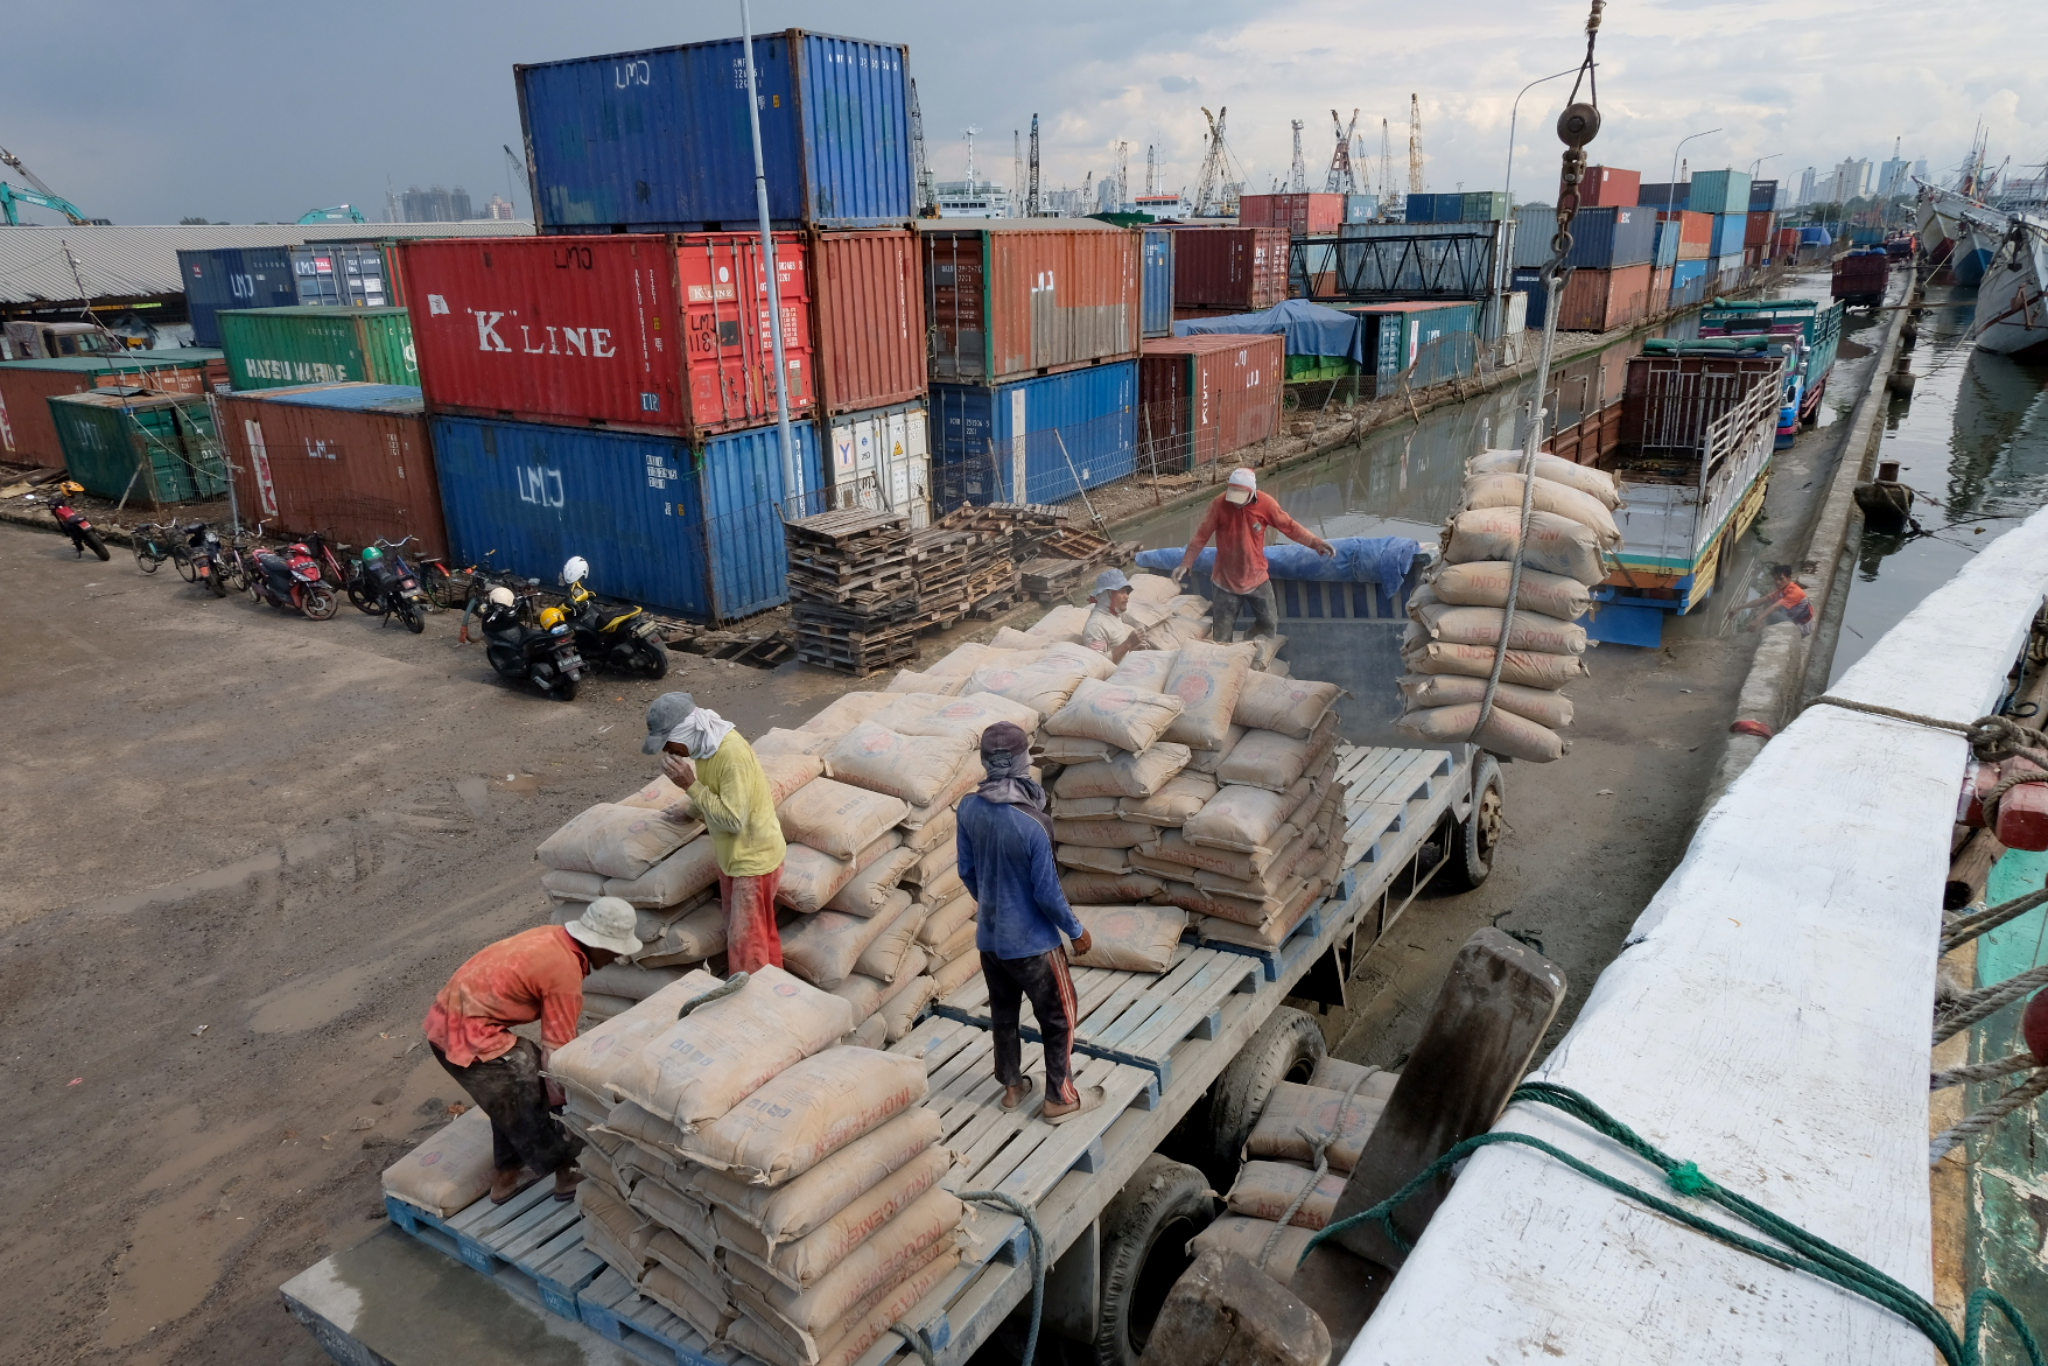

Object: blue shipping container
[1669,258,1712,308]
[1650,220,1682,268]
[1711,213,1748,258]
[1404,193,1438,224]
[1140,228,1175,338]
[1514,205,1654,269]
[177,247,297,347]
[516,30,914,231]
[430,416,824,622]
[1510,266,1547,330]
[1687,169,1752,217]
[930,362,1137,510]
[1638,181,1687,211]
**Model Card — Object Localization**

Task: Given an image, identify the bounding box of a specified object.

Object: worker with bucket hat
[1080,568,1142,663]
[1170,467,1333,643]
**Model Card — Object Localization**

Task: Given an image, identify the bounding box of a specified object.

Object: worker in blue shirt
[956,722,1100,1123]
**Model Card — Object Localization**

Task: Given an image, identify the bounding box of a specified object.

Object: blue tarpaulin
[1136,535,1422,590]
[1172,299,1366,365]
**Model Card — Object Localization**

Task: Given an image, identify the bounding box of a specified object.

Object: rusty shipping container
[1580,166,1641,207]
[0,351,224,470]
[1745,211,1775,249]
[810,227,926,416]
[920,220,1139,385]
[1138,334,1283,471]
[1170,226,1291,310]
[1237,193,1345,236]
[216,383,449,559]
[1650,267,1673,315]
[1556,263,1654,332]
[1658,210,1714,260]
[398,234,814,438]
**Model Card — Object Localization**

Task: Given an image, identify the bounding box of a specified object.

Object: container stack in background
[1513,199,1657,332]
[0,349,223,472]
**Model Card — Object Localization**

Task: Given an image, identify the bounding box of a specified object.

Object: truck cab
[3,320,121,361]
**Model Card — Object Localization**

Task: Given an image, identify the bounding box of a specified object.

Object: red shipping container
[1556,263,1653,332]
[920,221,1139,384]
[1581,166,1642,208]
[0,356,222,469]
[1774,226,1802,259]
[215,383,449,559]
[1745,212,1774,249]
[1659,210,1714,260]
[1170,226,1291,310]
[398,234,814,438]
[1237,193,1345,236]
[810,227,926,416]
[1138,333,1284,470]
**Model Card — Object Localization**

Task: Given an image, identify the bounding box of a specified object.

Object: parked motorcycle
[355,541,430,633]
[182,521,229,597]
[479,585,584,701]
[559,555,668,677]
[48,483,109,561]
[248,540,339,619]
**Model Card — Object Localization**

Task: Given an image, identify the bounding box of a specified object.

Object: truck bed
[283,741,1469,1366]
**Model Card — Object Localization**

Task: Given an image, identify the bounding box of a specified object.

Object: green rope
[1299,1081,2044,1366]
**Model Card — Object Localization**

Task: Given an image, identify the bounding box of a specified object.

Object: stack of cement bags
[548,967,962,1363]
[1396,450,1621,763]
[1188,1056,1397,1279]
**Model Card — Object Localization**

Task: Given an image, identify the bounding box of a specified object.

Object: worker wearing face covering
[647,694,786,973]
[1172,466,1334,643]
[955,723,1101,1123]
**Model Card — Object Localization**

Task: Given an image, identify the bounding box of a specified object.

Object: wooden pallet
[577,1267,735,1366]
[383,1187,605,1321]
[1338,747,1454,866]
[1198,869,1354,980]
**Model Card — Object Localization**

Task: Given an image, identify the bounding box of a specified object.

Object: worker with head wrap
[1172,466,1334,642]
[645,693,786,973]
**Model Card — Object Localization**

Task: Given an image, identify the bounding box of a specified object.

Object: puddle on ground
[101,1181,232,1350]
[245,959,380,1035]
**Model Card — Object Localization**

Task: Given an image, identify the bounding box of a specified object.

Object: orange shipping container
[0,352,224,469]
[1556,263,1654,332]
[1138,333,1284,470]
[1170,226,1292,310]
[921,220,1139,385]
[1238,193,1345,236]
[215,382,449,559]
[1658,210,1714,260]
[809,227,927,417]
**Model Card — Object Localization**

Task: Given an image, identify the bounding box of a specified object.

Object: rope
[1931,1069,2048,1164]
[1256,1067,1377,1267]
[1933,1051,2036,1090]
[1944,886,2048,952]
[958,1189,1044,1366]
[674,972,746,1020]
[1935,964,2048,1044]
[887,1323,939,1366]
[1298,1081,2045,1366]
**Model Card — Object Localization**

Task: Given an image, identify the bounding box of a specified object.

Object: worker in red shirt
[1734,563,1814,636]
[1171,467,1334,642]
[422,898,641,1204]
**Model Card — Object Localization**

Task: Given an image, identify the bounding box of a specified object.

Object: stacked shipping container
[217,307,418,390]
[0,351,225,469]
[1238,193,1345,236]
[177,247,299,347]
[1136,334,1283,470]
[47,389,227,502]
[1170,225,1291,310]
[1581,167,1641,207]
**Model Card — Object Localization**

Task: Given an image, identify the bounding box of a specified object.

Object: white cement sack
[1411,601,1587,655]
[716,1144,954,1286]
[727,1245,962,1366]
[1119,772,1220,827]
[1402,638,1589,689]
[825,724,977,807]
[1152,614,1216,648]
[824,847,919,916]
[578,1179,655,1276]
[546,969,726,1106]
[1215,729,1319,793]
[579,993,637,1025]
[1186,725,1245,775]
[929,948,982,998]
[694,1108,945,1245]
[761,752,829,805]
[1462,472,1622,547]
[1052,794,1123,820]
[1056,844,1133,875]
[906,840,956,888]
[966,659,1088,719]
[896,758,981,831]
[1039,640,1121,681]
[927,915,978,963]
[780,903,909,989]
[989,626,1047,651]
[919,867,967,909]
[844,1015,890,1050]
[641,1261,731,1340]
[1398,702,1568,762]
[1431,559,1592,621]
[1184,785,1293,853]
[1053,818,1158,849]
[1467,448,1621,507]
[1232,673,1343,738]
[917,894,976,948]
[613,774,705,823]
[730,1187,964,1337]
[880,969,937,1042]
[1039,733,1114,764]
[1061,871,1167,904]
[1244,1080,1388,1171]
[584,963,687,1002]
[602,836,720,909]
[1156,877,1294,929]
[1442,507,1606,585]
[677,1047,929,1186]
[381,1108,495,1216]
[1045,678,1186,752]
[536,803,695,880]
[901,807,957,854]
[884,691,1042,741]
[778,844,859,916]
[1069,905,1187,972]
[1025,603,1092,641]
[1052,743,1192,800]
[1191,1216,1315,1287]
[607,966,856,1131]
[541,868,606,902]
[798,691,897,737]
[1162,641,1258,750]
[922,641,1005,678]
[755,727,838,758]
[627,899,727,967]
[1106,648,1178,693]
[853,900,931,983]
[777,779,910,860]
[1226,1160,1347,1230]
[884,667,967,696]
[829,972,890,1023]
[1127,572,1180,608]
[627,1177,721,1261]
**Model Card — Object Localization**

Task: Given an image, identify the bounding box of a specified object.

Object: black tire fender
[1093,1153,1216,1366]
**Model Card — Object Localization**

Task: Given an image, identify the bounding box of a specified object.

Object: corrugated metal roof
[0,220,534,306]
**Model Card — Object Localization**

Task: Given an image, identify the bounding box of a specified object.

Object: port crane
[1193,107,1232,217]
[1288,120,1306,193]
[1408,94,1425,194]
[1027,113,1040,217]
[1326,108,1359,194]
[0,143,104,225]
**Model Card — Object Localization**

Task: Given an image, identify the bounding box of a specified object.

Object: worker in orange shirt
[1735,563,1814,636]
[1171,467,1333,642]
[422,898,641,1204]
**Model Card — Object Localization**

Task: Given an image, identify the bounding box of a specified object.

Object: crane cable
[1469,2,1605,755]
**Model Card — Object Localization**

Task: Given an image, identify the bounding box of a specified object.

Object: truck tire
[1196,1006,1325,1180]
[1094,1154,1216,1366]
[1439,756,1504,892]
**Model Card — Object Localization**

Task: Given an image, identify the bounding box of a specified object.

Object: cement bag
[906,839,956,888]
[1045,677,1186,752]
[921,641,1005,678]
[1052,793,1122,819]
[1131,831,1272,883]
[381,1107,495,1216]
[919,867,968,909]
[727,1245,963,1366]
[1216,730,1316,793]
[1163,641,1259,749]
[928,913,979,961]
[885,667,967,697]
[694,1107,945,1244]
[579,993,637,1026]
[546,969,725,1105]
[1431,559,1592,621]
[1026,603,1092,640]
[542,868,605,902]
[1069,904,1187,972]
[730,1187,964,1337]
[1062,871,1167,904]
[1402,638,1589,689]
[825,723,977,807]
[990,626,1049,651]
[608,966,857,1132]
[828,971,890,1022]
[854,900,931,983]
[717,1144,953,1286]
[678,1047,929,1186]
[880,966,937,1042]
[898,759,981,832]
[1398,703,1568,762]
[1039,733,1113,764]
[967,660,1089,719]
[1184,785,1293,853]
[1156,876,1294,929]
[798,691,898,737]
[759,752,828,804]
[585,963,688,1002]
[886,690,1042,741]
[778,844,860,916]
[1187,726,1245,776]
[1226,1160,1347,1230]
[1191,1216,1315,1287]
[1053,818,1157,849]
[603,836,720,908]
[918,894,976,949]
[777,779,910,860]
[613,773,697,818]
[641,1262,730,1341]
[1463,472,1622,547]
[824,847,919,916]
[628,1177,722,1261]
[1039,640,1121,682]
[755,727,838,758]
[1244,1081,1388,1172]
[1442,507,1605,585]
[780,906,907,989]
[1057,844,1133,875]
[1107,648,1178,693]
[1232,673,1343,738]
[536,803,695,879]
[844,1015,890,1050]
[1127,572,1181,608]
[1052,743,1192,800]
[932,938,983,985]
[1153,614,1216,648]
[578,1179,655,1275]
[1467,447,1621,508]
[1411,601,1587,655]
[1307,1057,1395,1094]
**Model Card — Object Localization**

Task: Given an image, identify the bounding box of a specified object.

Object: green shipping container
[1461,191,1509,223]
[218,306,417,391]
[48,389,227,502]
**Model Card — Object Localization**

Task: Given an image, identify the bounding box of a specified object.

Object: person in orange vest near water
[1170,467,1334,642]
[1734,563,1814,636]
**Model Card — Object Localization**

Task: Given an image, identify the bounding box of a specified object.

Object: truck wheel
[1094,1155,1216,1366]
[1439,756,1504,892]
[1196,1006,1325,1180]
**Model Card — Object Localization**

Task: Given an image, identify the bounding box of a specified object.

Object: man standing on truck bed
[957,722,1101,1123]
[423,898,642,1204]
[1170,467,1334,642]
[650,694,788,973]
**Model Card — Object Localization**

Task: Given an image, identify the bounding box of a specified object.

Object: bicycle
[131,521,178,574]
[217,523,267,595]
[422,548,503,612]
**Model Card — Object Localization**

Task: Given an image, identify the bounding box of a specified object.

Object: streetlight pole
[1669,127,1721,203]
[1504,66,1585,210]
[1749,152,1782,179]
[739,0,801,513]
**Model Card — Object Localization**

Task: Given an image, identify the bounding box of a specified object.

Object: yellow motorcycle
[560,556,668,678]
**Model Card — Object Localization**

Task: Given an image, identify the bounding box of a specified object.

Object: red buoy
[2024,990,2048,1066]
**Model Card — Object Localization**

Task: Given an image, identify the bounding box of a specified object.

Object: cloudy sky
[8,0,2044,224]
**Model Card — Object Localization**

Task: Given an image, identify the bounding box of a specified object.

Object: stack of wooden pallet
[944,504,1138,603]
[915,511,1021,627]
[786,509,924,675]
